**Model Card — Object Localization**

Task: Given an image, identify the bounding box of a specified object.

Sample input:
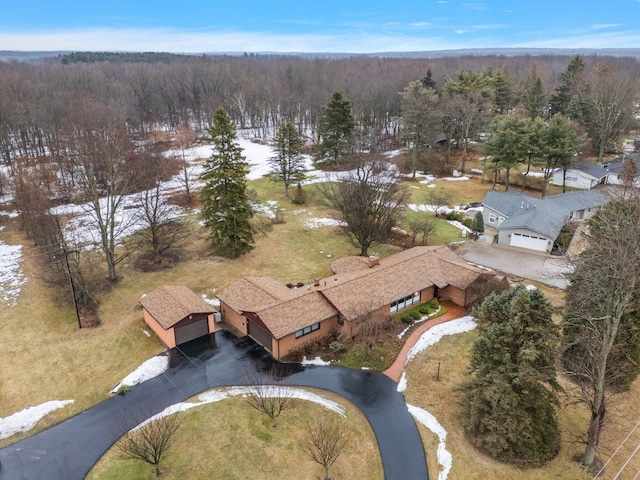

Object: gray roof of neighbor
[140,285,214,329]
[482,189,608,238]
[603,156,640,175]
[570,161,609,179]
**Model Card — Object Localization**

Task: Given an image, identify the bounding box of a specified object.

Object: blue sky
[1,1,640,53]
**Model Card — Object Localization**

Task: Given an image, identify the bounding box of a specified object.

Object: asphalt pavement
[0,331,429,480]
[460,240,571,289]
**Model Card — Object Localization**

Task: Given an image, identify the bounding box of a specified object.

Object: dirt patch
[133,249,190,272]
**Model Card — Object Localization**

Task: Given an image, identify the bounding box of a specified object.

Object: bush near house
[397,299,440,324]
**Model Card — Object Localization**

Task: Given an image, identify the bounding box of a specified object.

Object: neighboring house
[140,285,216,348]
[550,161,608,190]
[218,246,506,360]
[482,189,608,253]
[603,155,640,186]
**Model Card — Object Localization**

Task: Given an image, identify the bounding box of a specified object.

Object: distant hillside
[2,47,640,64]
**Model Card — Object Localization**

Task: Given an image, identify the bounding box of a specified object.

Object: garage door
[174,317,209,345]
[510,233,548,252]
[247,320,273,352]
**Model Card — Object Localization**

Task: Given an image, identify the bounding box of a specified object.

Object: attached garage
[245,313,273,352]
[510,232,548,252]
[140,285,216,349]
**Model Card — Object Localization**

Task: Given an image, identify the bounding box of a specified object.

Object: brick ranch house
[217,246,506,360]
[140,285,216,348]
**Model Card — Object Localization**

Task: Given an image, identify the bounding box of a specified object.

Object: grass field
[86,390,384,480]
[3,161,639,479]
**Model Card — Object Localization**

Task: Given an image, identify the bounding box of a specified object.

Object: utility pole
[60,244,82,329]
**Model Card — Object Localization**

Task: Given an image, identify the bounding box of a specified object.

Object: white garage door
[510,233,548,252]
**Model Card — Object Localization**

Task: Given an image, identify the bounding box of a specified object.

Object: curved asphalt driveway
[0,331,428,480]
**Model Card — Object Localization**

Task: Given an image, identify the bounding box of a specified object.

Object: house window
[566,176,578,182]
[390,292,421,313]
[488,214,496,224]
[295,322,320,339]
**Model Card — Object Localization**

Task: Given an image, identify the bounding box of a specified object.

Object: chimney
[368,255,380,268]
[314,278,320,287]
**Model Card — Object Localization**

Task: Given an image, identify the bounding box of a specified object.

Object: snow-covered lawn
[0,238,27,307]
[0,400,74,440]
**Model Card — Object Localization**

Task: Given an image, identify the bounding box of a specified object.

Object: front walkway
[384,301,467,382]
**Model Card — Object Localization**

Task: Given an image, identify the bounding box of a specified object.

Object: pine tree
[522,66,547,119]
[459,286,561,467]
[549,55,586,117]
[269,121,306,197]
[315,91,355,166]
[200,108,254,258]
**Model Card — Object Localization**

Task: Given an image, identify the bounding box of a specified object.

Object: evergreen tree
[421,68,438,91]
[472,210,484,234]
[549,55,586,117]
[487,68,515,114]
[521,66,547,119]
[539,114,581,195]
[200,108,254,258]
[483,113,534,191]
[459,286,561,467]
[315,91,355,166]
[399,80,439,179]
[269,121,306,197]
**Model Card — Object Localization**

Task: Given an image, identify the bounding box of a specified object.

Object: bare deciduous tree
[303,415,351,480]
[318,160,410,256]
[426,188,451,217]
[243,367,299,427]
[174,125,197,205]
[136,183,190,263]
[115,410,184,478]
[562,194,640,470]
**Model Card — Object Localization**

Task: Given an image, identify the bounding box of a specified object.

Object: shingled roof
[483,189,607,239]
[218,246,488,335]
[319,246,484,320]
[140,285,214,329]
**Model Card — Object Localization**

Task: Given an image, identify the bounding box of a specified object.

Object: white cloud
[1,22,638,53]
[591,23,623,30]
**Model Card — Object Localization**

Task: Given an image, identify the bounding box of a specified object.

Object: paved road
[460,241,571,289]
[0,331,429,480]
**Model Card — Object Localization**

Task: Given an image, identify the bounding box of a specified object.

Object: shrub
[446,211,464,221]
[116,384,131,396]
[329,341,344,353]
[400,313,414,324]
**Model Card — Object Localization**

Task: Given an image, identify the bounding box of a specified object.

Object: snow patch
[202,294,220,307]
[447,220,473,233]
[305,218,347,228]
[397,372,407,393]
[111,355,169,393]
[408,404,452,480]
[133,386,345,431]
[0,240,27,307]
[441,176,470,181]
[0,400,74,440]
[301,356,331,366]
